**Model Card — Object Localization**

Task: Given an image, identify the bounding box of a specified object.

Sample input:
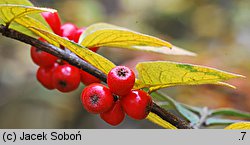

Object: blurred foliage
[0,0,249,128]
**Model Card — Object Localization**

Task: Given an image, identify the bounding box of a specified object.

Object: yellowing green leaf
[147,112,177,129]
[29,27,115,74]
[225,122,250,129]
[135,61,244,91]
[0,4,55,37]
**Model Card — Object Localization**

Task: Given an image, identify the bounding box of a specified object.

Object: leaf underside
[205,118,241,126]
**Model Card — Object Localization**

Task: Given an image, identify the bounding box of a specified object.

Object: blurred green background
[0,0,249,128]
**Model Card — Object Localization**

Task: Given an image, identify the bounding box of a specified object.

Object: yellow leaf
[225,122,250,129]
[79,23,196,56]
[0,4,55,25]
[15,16,58,47]
[78,23,127,43]
[29,27,115,74]
[80,23,172,50]
[0,0,33,5]
[135,61,244,90]
[0,4,55,37]
[147,112,177,129]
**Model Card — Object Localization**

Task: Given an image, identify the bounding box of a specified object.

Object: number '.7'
[240,132,246,140]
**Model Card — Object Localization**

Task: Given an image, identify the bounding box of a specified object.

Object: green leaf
[0,3,54,37]
[181,104,204,115]
[151,91,200,125]
[146,112,177,129]
[29,27,116,74]
[225,122,250,129]
[135,61,244,91]
[205,118,241,126]
[210,108,250,119]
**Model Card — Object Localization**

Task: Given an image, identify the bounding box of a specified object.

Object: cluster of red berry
[31,12,100,92]
[32,12,152,126]
[81,66,153,126]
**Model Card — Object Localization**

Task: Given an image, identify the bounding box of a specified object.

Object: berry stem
[0,24,192,129]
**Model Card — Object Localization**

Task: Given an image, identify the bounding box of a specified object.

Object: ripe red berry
[80,70,101,85]
[41,11,61,35]
[81,83,114,114]
[89,47,99,52]
[72,27,99,52]
[30,38,58,67]
[100,100,125,126]
[74,27,86,43]
[36,66,55,90]
[52,64,81,92]
[60,23,77,40]
[121,90,152,120]
[107,66,135,97]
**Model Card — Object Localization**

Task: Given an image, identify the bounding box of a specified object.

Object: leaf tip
[217,82,237,89]
[239,74,246,78]
[172,45,197,56]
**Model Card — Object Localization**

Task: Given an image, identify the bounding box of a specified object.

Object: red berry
[89,47,99,52]
[107,66,135,97]
[30,38,57,67]
[81,83,114,114]
[121,90,152,120]
[52,64,81,92]
[72,27,99,52]
[74,27,86,43]
[36,66,55,90]
[60,23,77,40]
[100,100,125,126]
[80,70,101,85]
[41,11,61,35]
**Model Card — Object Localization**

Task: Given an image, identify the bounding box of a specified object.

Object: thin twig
[193,107,210,129]
[151,103,192,129]
[0,24,192,129]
